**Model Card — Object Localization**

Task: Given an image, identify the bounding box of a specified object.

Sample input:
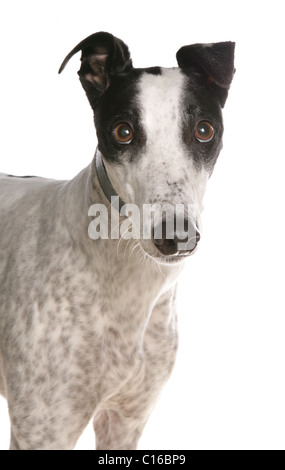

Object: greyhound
[0,32,235,449]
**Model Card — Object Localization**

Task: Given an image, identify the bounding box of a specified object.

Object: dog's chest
[17,253,178,406]
[79,261,177,396]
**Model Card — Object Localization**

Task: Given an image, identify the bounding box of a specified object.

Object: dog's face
[59,33,235,263]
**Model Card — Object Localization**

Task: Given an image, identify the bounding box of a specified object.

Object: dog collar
[95,149,126,213]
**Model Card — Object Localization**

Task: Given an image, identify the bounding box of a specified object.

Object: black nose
[152,218,200,256]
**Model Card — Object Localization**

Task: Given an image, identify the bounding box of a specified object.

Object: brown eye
[113,123,134,144]
[195,121,214,142]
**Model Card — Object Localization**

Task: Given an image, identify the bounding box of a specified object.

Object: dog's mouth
[141,243,199,266]
[158,249,198,264]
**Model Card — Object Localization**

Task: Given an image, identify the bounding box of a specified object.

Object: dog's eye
[195,121,214,143]
[113,123,134,144]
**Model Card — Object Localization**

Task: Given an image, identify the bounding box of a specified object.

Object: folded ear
[176,42,235,107]
[59,31,133,107]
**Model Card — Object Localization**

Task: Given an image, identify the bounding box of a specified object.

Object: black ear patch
[176,42,235,107]
[59,32,133,107]
[176,42,235,88]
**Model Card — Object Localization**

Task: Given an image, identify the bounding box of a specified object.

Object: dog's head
[59,32,235,264]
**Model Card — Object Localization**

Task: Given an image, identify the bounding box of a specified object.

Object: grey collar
[95,149,126,213]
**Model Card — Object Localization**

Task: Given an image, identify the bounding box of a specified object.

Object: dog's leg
[9,431,20,450]
[94,409,146,450]
[94,289,178,450]
[6,386,95,450]
[8,413,91,450]
[8,409,92,450]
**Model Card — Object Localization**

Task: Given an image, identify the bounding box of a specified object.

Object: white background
[0,0,284,450]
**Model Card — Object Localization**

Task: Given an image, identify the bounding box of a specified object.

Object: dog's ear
[59,32,133,107]
[176,42,235,107]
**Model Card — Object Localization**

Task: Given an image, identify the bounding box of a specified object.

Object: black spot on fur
[7,175,38,178]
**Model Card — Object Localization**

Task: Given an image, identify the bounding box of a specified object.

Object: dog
[0,32,235,450]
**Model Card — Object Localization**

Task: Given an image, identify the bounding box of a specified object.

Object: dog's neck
[95,149,126,214]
